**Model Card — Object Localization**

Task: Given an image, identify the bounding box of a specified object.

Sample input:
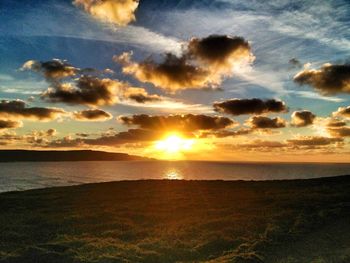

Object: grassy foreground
[1,176,350,263]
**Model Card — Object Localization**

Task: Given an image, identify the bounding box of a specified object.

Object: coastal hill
[0,150,151,162]
[0,175,349,262]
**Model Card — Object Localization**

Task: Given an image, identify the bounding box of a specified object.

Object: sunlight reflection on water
[164,169,183,180]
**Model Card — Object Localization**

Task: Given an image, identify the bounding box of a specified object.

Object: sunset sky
[0,0,350,162]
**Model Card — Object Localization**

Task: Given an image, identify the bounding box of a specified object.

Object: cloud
[289,58,302,68]
[247,116,286,129]
[116,52,210,92]
[326,119,347,128]
[0,100,66,121]
[85,129,162,146]
[294,63,350,95]
[41,76,120,106]
[213,98,287,116]
[46,128,57,136]
[41,75,162,106]
[76,133,90,137]
[0,120,22,130]
[333,106,350,119]
[73,0,139,26]
[291,110,316,127]
[287,136,343,146]
[48,128,163,147]
[291,91,345,103]
[73,109,112,121]
[0,129,58,146]
[122,87,162,103]
[327,126,350,138]
[21,59,79,81]
[187,35,253,73]
[119,114,236,132]
[199,128,251,138]
[238,139,287,149]
[115,35,253,92]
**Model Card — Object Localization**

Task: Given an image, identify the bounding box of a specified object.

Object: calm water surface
[1,161,350,192]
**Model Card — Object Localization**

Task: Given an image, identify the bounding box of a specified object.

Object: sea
[1,161,350,193]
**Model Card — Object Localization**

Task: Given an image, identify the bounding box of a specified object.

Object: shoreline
[1,174,349,195]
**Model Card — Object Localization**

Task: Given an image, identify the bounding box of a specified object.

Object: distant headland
[0,150,152,162]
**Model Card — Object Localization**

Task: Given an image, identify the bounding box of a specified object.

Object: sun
[155,133,194,154]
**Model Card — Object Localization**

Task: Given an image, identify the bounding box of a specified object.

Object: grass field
[1,176,350,263]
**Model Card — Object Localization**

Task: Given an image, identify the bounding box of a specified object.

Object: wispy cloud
[289,91,345,102]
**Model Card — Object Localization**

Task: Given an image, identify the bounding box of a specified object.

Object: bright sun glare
[155,134,194,154]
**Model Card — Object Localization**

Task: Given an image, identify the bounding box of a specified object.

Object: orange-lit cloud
[122,87,162,103]
[291,110,316,127]
[333,106,350,118]
[119,114,236,132]
[115,35,254,91]
[287,136,343,146]
[0,129,57,146]
[21,59,79,80]
[73,0,139,26]
[199,128,252,138]
[39,73,162,106]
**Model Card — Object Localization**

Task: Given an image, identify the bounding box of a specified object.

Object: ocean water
[0,161,350,192]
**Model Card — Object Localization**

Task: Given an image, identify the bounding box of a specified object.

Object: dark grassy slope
[0,150,150,162]
[1,176,350,263]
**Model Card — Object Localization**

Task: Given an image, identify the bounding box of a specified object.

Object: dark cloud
[76,133,90,137]
[123,87,162,103]
[326,119,347,128]
[73,0,139,26]
[247,116,286,129]
[332,106,350,118]
[238,140,287,149]
[0,100,66,121]
[84,129,162,146]
[46,129,57,136]
[187,35,251,68]
[294,63,350,94]
[41,76,120,106]
[73,109,112,121]
[327,127,350,138]
[0,120,22,130]
[115,35,253,92]
[119,114,236,132]
[21,59,79,80]
[287,136,343,146]
[48,129,163,147]
[291,110,316,127]
[213,98,287,116]
[41,75,161,106]
[289,58,302,68]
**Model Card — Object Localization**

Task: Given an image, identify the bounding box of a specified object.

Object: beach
[1,175,350,262]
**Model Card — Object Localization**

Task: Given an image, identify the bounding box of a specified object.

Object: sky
[0,0,350,162]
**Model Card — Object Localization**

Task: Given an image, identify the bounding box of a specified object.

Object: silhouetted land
[1,175,350,262]
[0,150,150,162]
